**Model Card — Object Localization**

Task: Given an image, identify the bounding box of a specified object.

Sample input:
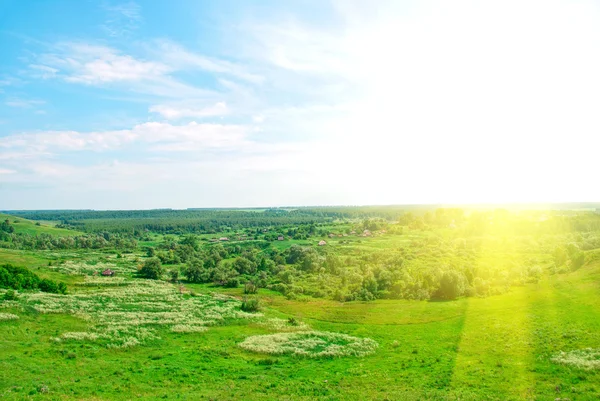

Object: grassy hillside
[0,213,82,236]
[1,258,599,400]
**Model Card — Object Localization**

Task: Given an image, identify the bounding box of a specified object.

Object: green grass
[0,213,83,236]
[1,259,600,399]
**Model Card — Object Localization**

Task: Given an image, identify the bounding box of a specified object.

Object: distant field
[0,213,82,236]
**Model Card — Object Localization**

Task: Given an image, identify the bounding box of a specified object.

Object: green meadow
[1,208,600,400]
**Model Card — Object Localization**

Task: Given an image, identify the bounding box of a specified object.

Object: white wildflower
[552,348,600,370]
[0,313,19,321]
[239,331,378,358]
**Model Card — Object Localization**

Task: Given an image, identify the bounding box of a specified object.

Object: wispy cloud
[28,64,58,79]
[0,121,251,154]
[154,40,264,84]
[149,102,228,120]
[5,98,45,108]
[43,43,169,84]
[31,43,212,98]
[101,1,142,37]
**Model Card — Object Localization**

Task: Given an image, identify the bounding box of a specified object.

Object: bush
[436,270,467,300]
[169,269,180,283]
[139,258,163,280]
[3,289,17,301]
[244,282,258,294]
[241,296,261,312]
[224,277,240,288]
[39,279,59,294]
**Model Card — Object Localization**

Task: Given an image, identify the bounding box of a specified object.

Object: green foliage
[2,289,17,301]
[240,296,261,312]
[184,259,208,283]
[436,271,467,300]
[0,264,66,294]
[244,282,258,294]
[139,258,163,280]
[169,269,180,283]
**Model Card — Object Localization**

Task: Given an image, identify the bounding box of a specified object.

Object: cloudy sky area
[1,0,599,209]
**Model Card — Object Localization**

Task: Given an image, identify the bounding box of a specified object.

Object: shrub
[241,296,261,312]
[225,277,240,288]
[436,270,467,300]
[3,289,17,301]
[244,282,258,294]
[139,258,163,280]
[169,269,180,283]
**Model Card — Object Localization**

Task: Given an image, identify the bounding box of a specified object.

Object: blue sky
[1,0,600,209]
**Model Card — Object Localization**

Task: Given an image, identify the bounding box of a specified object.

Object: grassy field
[0,213,82,237]
[1,256,599,400]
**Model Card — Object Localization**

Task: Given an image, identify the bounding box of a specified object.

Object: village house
[219,237,229,241]
[318,240,327,246]
[277,236,284,241]
[101,269,115,277]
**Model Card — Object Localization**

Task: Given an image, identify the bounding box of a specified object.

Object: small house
[101,269,115,277]
[277,236,284,241]
[318,240,327,246]
[219,237,229,241]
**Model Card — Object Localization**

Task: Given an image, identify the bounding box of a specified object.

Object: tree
[184,259,207,283]
[180,235,199,251]
[169,269,180,283]
[437,270,467,300]
[139,258,163,280]
[233,257,256,275]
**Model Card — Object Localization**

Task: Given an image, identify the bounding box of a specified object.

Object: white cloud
[49,43,170,84]
[155,40,264,84]
[5,98,45,108]
[28,64,59,79]
[101,1,142,37]
[149,102,229,120]
[30,42,250,98]
[0,121,251,153]
[0,168,16,175]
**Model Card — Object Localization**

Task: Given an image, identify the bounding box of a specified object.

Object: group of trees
[130,209,600,302]
[0,232,137,251]
[0,264,67,294]
[4,207,600,302]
